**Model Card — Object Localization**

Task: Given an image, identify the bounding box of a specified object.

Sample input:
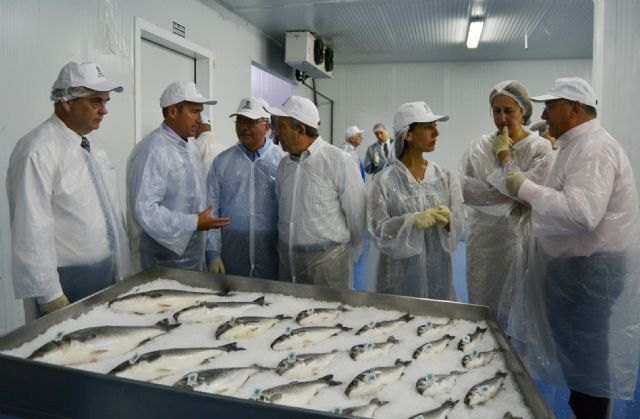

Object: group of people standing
[6,61,640,419]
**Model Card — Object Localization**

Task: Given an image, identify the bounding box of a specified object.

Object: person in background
[506,77,640,419]
[127,81,230,272]
[530,120,557,149]
[364,122,395,175]
[206,97,284,280]
[460,80,552,329]
[192,119,227,176]
[341,125,366,180]
[368,101,463,300]
[6,61,132,317]
[266,96,366,289]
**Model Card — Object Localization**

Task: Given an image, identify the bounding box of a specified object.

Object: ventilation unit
[285,31,333,79]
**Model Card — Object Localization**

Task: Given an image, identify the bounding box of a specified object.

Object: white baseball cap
[393,101,449,135]
[264,95,320,129]
[531,77,598,108]
[229,97,270,120]
[52,61,123,93]
[345,125,365,139]
[159,81,217,108]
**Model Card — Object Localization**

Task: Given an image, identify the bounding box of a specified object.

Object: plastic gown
[6,114,132,300]
[276,137,366,288]
[460,132,552,327]
[368,160,463,300]
[206,140,284,280]
[127,123,207,271]
[508,119,640,399]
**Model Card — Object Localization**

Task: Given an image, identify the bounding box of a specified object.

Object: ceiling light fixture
[466,18,484,49]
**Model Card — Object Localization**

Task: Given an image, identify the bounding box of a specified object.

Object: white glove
[373,152,380,166]
[208,260,226,274]
[506,172,528,196]
[493,127,512,157]
[39,294,70,315]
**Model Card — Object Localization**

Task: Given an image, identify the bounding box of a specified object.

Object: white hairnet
[489,80,533,125]
[50,86,95,103]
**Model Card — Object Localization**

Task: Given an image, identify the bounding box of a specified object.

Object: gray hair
[489,80,532,125]
[50,86,96,103]
[373,122,387,132]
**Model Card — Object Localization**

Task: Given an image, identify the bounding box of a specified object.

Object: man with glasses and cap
[505,77,640,419]
[364,122,395,175]
[205,97,285,280]
[127,81,230,272]
[266,96,366,289]
[7,61,133,317]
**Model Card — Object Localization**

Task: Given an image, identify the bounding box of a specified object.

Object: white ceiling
[211,0,594,64]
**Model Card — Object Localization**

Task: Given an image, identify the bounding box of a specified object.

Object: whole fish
[464,371,508,406]
[295,305,349,326]
[215,315,291,340]
[276,350,340,378]
[257,374,342,407]
[356,314,414,337]
[407,399,458,419]
[335,398,389,418]
[349,336,400,361]
[270,324,352,351]
[417,319,452,339]
[457,326,488,352]
[173,296,269,323]
[345,359,412,399]
[108,343,244,381]
[108,288,231,314]
[416,370,466,396]
[28,319,180,365]
[461,348,501,369]
[503,412,523,419]
[173,364,270,396]
[412,335,455,360]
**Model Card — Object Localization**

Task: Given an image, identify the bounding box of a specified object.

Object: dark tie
[383,142,388,158]
[81,136,91,153]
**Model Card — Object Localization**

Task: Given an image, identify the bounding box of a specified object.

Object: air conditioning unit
[285,31,333,79]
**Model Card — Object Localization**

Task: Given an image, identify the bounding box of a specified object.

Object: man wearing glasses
[206,97,284,280]
[7,61,133,317]
[506,77,640,419]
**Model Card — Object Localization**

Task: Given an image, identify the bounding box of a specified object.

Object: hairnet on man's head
[50,86,96,103]
[489,80,532,125]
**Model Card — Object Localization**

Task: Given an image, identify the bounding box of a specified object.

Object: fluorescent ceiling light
[466,19,484,49]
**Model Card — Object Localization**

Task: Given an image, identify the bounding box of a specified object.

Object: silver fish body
[108,343,244,381]
[407,399,459,419]
[173,364,270,396]
[276,350,339,378]
[464,371,508,406]
[416,370,466,396]
[412,334,455,360]
[457,326,488,352]
[270,324,352,351]
[356,313,414,337]
[258,374,342,407]
[350,336,400,361]
[295,305,349,326]
[173,296,268,323]
[345,359,412,399]
[28,320,180,365]
[416,319,452,339]
[215,315,291,340]
[108,288,230,314]
[461,348,501,369]
[338,398,389,418]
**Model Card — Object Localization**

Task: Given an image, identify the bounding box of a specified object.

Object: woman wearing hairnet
[367,101,463,300]
[460,80,553,328]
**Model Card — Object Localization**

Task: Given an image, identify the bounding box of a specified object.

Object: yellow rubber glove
[434,205,451,228]
[493,127,512,157]
[414,208,440,229]
[39,294,70,315]
[208,260,226,274]
[506,171,528,196]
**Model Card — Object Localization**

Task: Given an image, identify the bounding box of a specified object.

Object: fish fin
[400,313,415,322]
[155,318,181,331]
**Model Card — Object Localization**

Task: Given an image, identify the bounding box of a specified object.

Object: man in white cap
[265,96,366,288]
[505,77,640,419]
[341,125,365,180]
[7,61,132,317]
[205,97,285,280]
[364,122,395,175]
[127,81,230,272]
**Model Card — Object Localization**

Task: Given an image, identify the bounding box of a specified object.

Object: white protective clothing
[364,140,395,175]
[127,123,207,272]
[460,132,552,327]
[206,139,284,280]
[192,131,227,176]
[276,137,366,288]
[368,160,463,300]
[7,114,132,301]
[508,119,640,399]
[341,142,365,180]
